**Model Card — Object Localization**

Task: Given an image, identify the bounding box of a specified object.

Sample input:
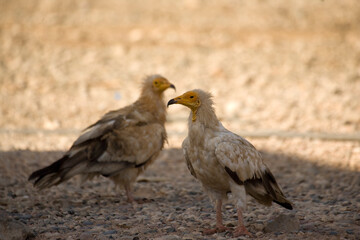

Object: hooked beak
[167,98,177,107]
[169,84,176,91]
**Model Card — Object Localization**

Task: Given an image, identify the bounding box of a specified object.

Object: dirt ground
[0,0,360,239]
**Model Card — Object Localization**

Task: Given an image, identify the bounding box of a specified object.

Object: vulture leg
[125,184,134,203]
[203,200,230,235]
[124,183,151,204]
[233,208,252,237]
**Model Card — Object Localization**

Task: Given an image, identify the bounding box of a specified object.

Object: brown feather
[29,75,174,196]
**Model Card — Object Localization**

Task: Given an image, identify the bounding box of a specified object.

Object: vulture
[167,89,293,236]
[29,74,175,203]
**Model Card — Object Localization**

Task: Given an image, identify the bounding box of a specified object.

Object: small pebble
[20,214,32,220]
[51,226,60,231]
[188,191,198,195]
[79,232,92,240]
[103,230,117,235]
[7,191,16,198]
[165,226,176,233]
[144,229,158,234]
[82,220,93,226]
[157,235,181,240]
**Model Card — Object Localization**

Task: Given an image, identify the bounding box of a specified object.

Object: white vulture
[29,75,175,203]
[167,89,293,237]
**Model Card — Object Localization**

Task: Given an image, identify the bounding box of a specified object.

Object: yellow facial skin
[167,91,201,122]
[152,77,176,92]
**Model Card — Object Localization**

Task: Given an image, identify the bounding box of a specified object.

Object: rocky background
[0,0,359,239]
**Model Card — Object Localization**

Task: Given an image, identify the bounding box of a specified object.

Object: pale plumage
[168,89,293,236]
[29,75,175,203]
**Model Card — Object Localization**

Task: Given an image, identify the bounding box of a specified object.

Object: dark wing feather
[29,136,113,189]
[244,169,293,210]
[224,166,243,185]
[29,120,166,189]
[215,140,293,210]
[29,109,133,189]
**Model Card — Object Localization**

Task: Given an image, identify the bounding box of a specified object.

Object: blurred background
[0,1,360,239]
[0,0,359,160]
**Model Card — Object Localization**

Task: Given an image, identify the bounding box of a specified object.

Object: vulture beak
[169,84,176,91]
[167,98,177,107]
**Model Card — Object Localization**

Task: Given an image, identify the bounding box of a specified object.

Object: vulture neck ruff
[136,77,167,125]
[188,90,219,129]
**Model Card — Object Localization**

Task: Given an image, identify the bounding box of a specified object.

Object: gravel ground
[1,0,360,239]
[1,141,359,239]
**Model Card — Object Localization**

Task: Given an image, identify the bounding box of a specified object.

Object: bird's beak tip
[167,99,176,107]
[170,84,176,91]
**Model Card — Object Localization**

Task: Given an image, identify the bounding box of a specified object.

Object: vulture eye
[190,96,194,98]
[154,81,158,85]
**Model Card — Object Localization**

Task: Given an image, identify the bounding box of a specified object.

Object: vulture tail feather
[244,169,294,210]
[28,156,69,189]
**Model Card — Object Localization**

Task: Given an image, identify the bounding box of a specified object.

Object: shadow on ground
[0,148,359,239]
